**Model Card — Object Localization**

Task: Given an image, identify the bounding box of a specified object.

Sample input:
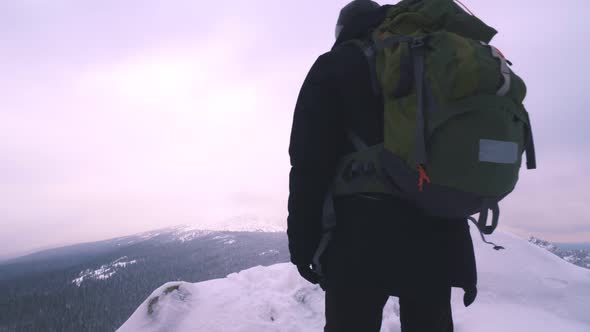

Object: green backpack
[330,0,537,236]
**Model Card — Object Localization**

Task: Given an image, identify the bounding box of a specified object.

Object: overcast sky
[1,0,589,255]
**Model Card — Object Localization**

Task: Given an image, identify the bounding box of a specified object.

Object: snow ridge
[119,229,590,332]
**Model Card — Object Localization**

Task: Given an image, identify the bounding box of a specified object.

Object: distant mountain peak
[133,214,286,239]
[529,236,590,269]
[528,236,558,251]
[122,222,284,246]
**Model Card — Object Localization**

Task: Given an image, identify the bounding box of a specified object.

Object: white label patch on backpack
[479,139,518,164]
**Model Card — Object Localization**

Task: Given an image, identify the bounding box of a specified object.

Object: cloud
[499,150,590,241]
[1,0,589,253]
[0,24,296,252]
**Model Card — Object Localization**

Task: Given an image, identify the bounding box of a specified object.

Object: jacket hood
[333,5,393,49]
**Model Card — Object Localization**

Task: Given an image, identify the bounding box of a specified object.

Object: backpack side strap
[524,112,537,170]
[468,216,505,250]
[476,200,500,235]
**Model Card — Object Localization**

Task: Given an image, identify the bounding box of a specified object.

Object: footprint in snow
[542,277,569,289]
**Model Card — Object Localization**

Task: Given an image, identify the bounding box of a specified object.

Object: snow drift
[118,228,590,332]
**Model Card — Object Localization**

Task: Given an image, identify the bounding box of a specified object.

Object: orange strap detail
[492,46,506,59]
[418,164,431,192]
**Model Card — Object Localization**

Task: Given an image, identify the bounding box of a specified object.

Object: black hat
[336,0,380,39]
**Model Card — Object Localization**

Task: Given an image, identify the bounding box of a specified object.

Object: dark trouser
[324,287,453,332]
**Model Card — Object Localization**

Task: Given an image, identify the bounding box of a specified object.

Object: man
[288,1,478,331]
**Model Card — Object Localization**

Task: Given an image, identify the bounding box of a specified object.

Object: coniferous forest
[0,230,289,332]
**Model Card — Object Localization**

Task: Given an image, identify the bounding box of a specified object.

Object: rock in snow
[118,229,590,332]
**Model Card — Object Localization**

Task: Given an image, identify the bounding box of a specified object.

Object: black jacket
[287,6,477,298]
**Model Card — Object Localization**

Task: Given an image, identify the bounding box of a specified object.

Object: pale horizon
[1,0,589,255]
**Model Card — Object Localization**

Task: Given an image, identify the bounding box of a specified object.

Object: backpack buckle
[342,160,377,181]
[342,160,361,181]
[410,37,425,49]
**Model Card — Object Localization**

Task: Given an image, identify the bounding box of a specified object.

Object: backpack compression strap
[409,36,429,165]
[374,34,434,166]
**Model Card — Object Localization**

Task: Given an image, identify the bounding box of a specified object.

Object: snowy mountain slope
[3,219,283,266]
[119,228,590,332]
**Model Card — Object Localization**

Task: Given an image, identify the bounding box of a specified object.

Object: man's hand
[463,286,478,307]
[297,264,325,290]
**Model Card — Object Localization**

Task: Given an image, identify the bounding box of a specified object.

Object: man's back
[288,2,478,331]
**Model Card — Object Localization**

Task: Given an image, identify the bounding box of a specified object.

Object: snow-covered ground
[118,229,590,332]
[72,256,137,287]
